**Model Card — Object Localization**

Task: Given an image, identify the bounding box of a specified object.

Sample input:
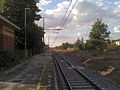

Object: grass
[63,50,120,86]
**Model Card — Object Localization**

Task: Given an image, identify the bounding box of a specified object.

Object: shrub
[0,50,26,71]
[79,43,95,50]
[106,44,120,51]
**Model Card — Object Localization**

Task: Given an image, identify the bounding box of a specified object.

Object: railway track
[53,52,101,90]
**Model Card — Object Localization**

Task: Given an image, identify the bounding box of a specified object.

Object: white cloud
[113,1,120,16]
[36,0,120,47]
[39,0,115,30]
[110,32,120,40]
[96,2,104,6]
[36,0,52,10]
[65,1,116,30]
[77,32,82,36]
[39,0,52,6]
[46,1,69,15]
[57,1,69,8]
[72,9,78,15]
[114,1,120,5]
[114,26,120,33]
[80,13,88,16]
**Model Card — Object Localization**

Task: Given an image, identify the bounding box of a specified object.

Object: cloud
[46,1,69,15]
[110,32,120,40]
[45,33,77,47]
[113,1,120,16]
[36,0,52,10]
[36,0,120,47]
[114,1,120,5]
[59,0,116,31]
[38,0,52,6]
[96,1,104,6]
[42,1,116,30]
[44,31,89,47]
[114,25,120,33]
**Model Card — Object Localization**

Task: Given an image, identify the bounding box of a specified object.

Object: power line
[51,0,79,47]
[59,0,72,26]
[51,0,73,47]
[61,0,79,27]
[51,34,58,47]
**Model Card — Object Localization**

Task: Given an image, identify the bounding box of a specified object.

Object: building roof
[0,15,20,30]
[112,39,120,42]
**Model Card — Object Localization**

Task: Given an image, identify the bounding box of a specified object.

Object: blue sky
[36,0,120,47]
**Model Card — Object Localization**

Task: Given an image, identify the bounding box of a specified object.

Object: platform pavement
[0,53,57,90]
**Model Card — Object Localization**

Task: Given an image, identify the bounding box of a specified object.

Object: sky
[35,0,120,47]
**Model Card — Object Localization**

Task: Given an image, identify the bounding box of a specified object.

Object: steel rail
[52,54,65,90]
[54,52,101,90]
[53,53,73,90]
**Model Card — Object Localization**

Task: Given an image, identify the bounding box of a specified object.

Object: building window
[4,29,14,34]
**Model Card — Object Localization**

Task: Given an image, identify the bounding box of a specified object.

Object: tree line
[0,0,44,54]
[54,19,120,51]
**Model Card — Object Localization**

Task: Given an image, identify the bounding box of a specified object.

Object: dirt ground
[0,53,56,90]
[62,50,120,86]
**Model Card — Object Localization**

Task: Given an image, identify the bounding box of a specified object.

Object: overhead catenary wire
[59,0,73,27]
[51,0,79,47]
[61,0,79,27]
[51,0,73,47]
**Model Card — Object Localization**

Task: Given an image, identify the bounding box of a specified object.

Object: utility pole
[25,8,30,60]
[48,35,49,47]
[42,18,45,56]
[40,17,62,53]
[48,35,50,51]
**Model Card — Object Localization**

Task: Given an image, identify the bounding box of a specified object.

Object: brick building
[0,15,20,49]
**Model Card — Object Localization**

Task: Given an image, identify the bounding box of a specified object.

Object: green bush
[0,50,26,71]
[106,44,120,51]
[78,43,95,50]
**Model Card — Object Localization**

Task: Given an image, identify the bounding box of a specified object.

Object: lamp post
[42,17,45,56]
[25,8,30,59]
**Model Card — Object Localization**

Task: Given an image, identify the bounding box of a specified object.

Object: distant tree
[87,19,110,50]
[81,37,84,43]
[54,42,73,50]
[78,43,94,50]
[78,44,83,50]
[61,43,70,50]
[74,38,82,48]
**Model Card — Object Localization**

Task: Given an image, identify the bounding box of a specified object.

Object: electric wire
[51,0,73,47]
[61,0,79,27]
[59,0,72,27]
[51,0,79,47]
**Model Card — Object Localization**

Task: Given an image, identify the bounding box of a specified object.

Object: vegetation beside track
[63,50,120,86]
[0,50,31,71]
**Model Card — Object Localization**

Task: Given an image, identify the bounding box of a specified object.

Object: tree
[0,0,6,13]
[54,42,73,50]
[87,19,110,50]
[106,43,120,51]
[61,43,70,50]
[27,23,44,54]
[0,0,43,53]
[0,0,41,24]
[74,38,82,49]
